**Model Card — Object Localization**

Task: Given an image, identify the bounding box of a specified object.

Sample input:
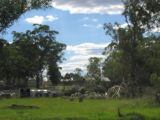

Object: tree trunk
[36,73,40,89]
[36,71,43,89]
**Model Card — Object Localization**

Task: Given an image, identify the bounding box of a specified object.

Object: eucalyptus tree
[63,68,84,85]
[0,0,52,33]
[103,0,160,97]
[122,0,160,96]
[13,24,66,88]
[87,57,102,82]
[74,68,85,85]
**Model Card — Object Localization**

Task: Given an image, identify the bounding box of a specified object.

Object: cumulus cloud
[67,43,108,55]
[60,42,109,75]
[25,15,58,24]
[25,16,45,24]
[46,15,58,22]
[52,0,124,14]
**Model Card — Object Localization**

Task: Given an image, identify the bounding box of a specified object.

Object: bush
[79,87,86,94]
[63,85,79,96]
[155,91,160,104]
[94,85,106,94]
[150,73,160,104]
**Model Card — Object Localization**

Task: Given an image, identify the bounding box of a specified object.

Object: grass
[0,97,159,120]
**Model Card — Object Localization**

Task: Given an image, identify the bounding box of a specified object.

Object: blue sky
[2,0,126,75]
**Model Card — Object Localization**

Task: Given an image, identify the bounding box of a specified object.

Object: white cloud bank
[60,42,109,75]
[52,0,124,14]
[25,15,58,24]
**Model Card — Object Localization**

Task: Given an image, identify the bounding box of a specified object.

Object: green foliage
[150,73,160,88]
[0,25,66,88]
[0,0,52,33]
[123,0,160,31]
[48,63,62,85]
[150,73,160,104]
[87,57,101,82]
[63,68,85,85]
[103,0,160,98]
[103,51,128,85]
[63,85,79,96]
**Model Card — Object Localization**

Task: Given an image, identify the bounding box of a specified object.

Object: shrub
[63,85,79,96]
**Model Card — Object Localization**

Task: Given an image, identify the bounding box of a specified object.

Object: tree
[103,51,127,85]
[74,68,85,85]
[150,73,160,103]
[122,0,160,97]
[48,62,61,85]
[104,0,160,97]
[63,68,84,85]
[74,68,83,77]
[64,73,75,82]
[0,41,30,88]
[12,24,66,88]
[87,57,102,82]
[0,39,8,77]
[123,0,160,32]
[104,0,159,97]
[0,0,52,33]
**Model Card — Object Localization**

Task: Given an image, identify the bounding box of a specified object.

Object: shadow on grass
[53,117,88,120]
[118,112,145,120]
[21,117,88,120]
[8,104,39,109]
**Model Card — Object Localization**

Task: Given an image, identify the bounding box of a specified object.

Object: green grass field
[0,97,160,120]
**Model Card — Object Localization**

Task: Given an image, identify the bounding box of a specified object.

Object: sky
[2,0,126,75]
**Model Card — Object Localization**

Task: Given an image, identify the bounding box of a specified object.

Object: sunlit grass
[0,97,159,120]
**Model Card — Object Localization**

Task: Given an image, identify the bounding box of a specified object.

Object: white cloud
[67,43,108,55]
[151,27,160,32]
[52,0,124,15]
[82,17,98,22]
[83,23,103,29]
[60,42,109,75]
[46,15,58,22]
[120,23,128,28]
[83,24,90,27]
[25,15,58,24]
[96,24,103,29]
[92,18,98,22]
[113,23,129,30]
[25,16,45,24]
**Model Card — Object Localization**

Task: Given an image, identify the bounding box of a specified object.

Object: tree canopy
[0,0,52,33]
[0,25,66,88]
[103,0,160,97]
